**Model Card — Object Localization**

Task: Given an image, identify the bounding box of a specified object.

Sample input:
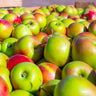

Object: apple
[81,10,96,22]
[0,19,13,41]
[79,21,90,29]
[3,13,21,27]
[0,9,9,14]
[44,36,70,67]
[1,37,17,57]
[47,5,55,12]
[46,14,58,24]
[38,62,61,84]
[68,14,79,19]
[41,8,50,16]
[0,77,9,96]
[60,13,68,19]
[0,13,5,19]
[63,6,74,15]
[67,22,86,38]
[14,35,43,62]
[77,8,84,16]
[10,90,34,96]
[39,80,60,96]
[55,5,65,13]
[56,16,65,21]
[12,24,32,39]
[36,32,48,43]
[21,7,32,14]
[0,66,12,92]
[33,9,45,16]
[53,32,68,40]
[11,8,24,17]
[7,54,34,72]
[72,18,86,22]
[0,52,7,67]
[88,20,96,36]
[22,18,40,35]
[62,61,96,85]
[46,20,66,35]
[34,13,47,30]
[61,18,75,27]
[11,62,43,93]
[51,12,59,16]
[54,76,96,96]
[72,32,96,69]
[20,13,34,21]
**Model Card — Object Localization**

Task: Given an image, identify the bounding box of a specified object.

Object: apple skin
[51,12,59,17]
[39,79,60,96]
[54,76,96,96]
[1,37,17,57]
[62,61,96,85]
[44,36,70,67]
[14,35,43,62]
[22,18,40,35]
[88,20,96,36]
[12,24,32,39]
[0,66,12,92]
[36,32,48,43]
[38,62,61,84]
[0,13,5,19]
[20,13,34,21]
[81,10,96,22]
[55,5,65,13]
[60,13,68,19]
[0,77,9,96]
[46,15,58,24]
[46,20,66,35]
[3,13,21,27]
[0,9,9,14]
[72,32,96,69]
[10,90,34,96]
[41,8,51,16]
[7,54,34,72]
[61,18,75,28]
[0,19,13,41]
[11,62,43,93]
[33,13,46,30]
[67,22,86,38]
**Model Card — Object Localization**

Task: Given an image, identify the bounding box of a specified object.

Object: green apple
[79,21,90,29]
[61,18,75,27]
[22,18,40,35]
[0,52,7,67]
[40,80,60,96]
[10,90,34,96]
[14,35,43,62]
[55,5,65,13]
[0,9,8,14]
[54,76,96,96]
[41,8,50,16]
[46,15,58,24]
[12,24,32,39]
[1,38,17,57]
[0,13,5,19]
[11,62,43,93]
[62,61,96,85]
[46,20,66,35]
[0,65,12,92]
[77,8,84,16]
[44,36,70,67]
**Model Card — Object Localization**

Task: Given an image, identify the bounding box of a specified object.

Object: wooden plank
[75,2,96,8]
[0,0,22,7]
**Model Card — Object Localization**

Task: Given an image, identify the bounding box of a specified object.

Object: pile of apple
[0,4,96,96]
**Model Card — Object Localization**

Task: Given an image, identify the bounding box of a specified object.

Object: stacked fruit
[0,4,96,96]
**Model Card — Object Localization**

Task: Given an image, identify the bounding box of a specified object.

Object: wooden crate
[75,2,96,8]
[0,0,22,8]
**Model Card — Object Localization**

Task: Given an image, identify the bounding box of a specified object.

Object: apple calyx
[21,71,28,78]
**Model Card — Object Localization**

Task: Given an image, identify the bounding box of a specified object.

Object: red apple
[38,62,61,84]
[0,19,13,41]
[7,54,34,72]
[0,77,9,96]
[60,13,68,19]
[3,13,21,27]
